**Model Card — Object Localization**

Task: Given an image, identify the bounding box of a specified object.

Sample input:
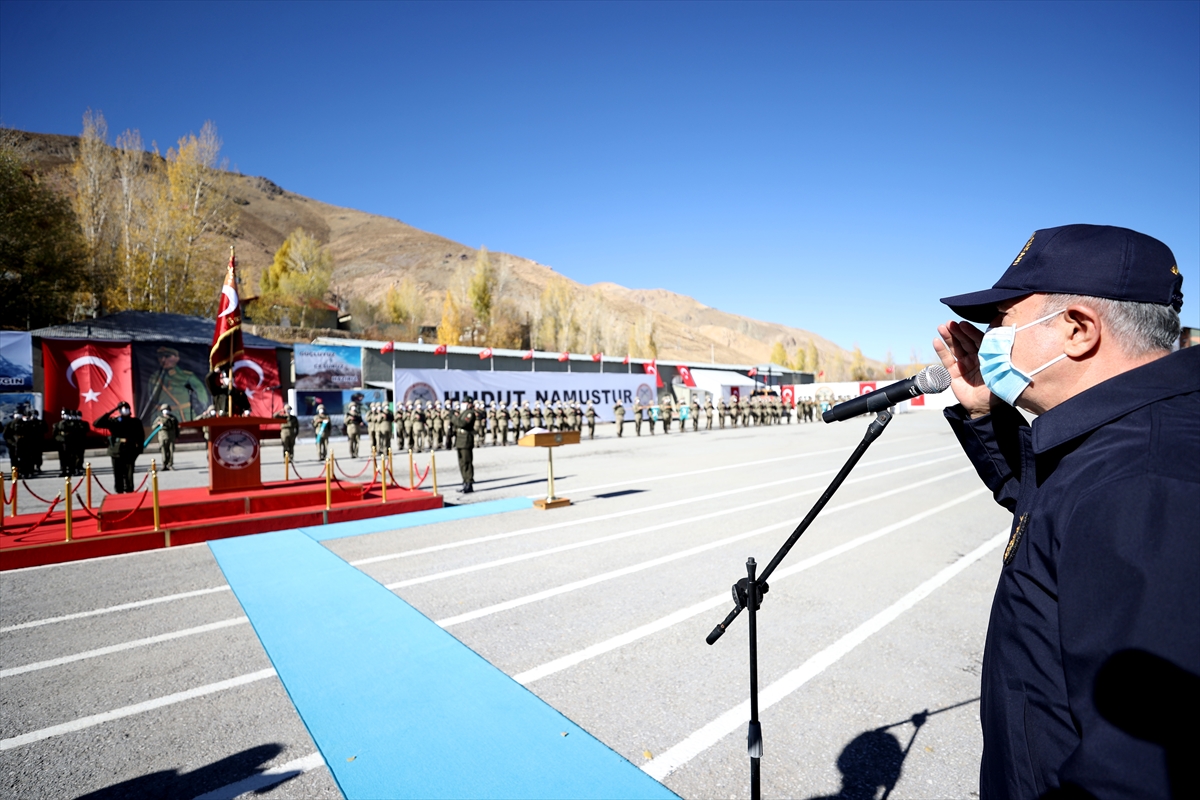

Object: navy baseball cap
[941,224,1184,323]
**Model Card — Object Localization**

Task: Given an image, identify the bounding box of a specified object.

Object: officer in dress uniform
[94,402,144,493]
[451,401,477,494]
[62,410,89,476]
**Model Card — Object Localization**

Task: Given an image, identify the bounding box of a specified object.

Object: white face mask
[978,310,1068,406]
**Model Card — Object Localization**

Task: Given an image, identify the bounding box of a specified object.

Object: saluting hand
[933,320,996,419]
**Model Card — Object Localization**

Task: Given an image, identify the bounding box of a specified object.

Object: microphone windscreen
[915,365,952,394]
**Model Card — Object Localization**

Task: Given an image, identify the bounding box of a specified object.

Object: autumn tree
[437,289,464,345]
[629,311,658,359]
[538,276,579,351]
[849,346,869,381]
[384,275,427,340]
[0,143,88,328]
[259,228,334,326]
[769,341,788,367]
[467,246,495,341]
[806,341,820,376]
[70,109,115,310]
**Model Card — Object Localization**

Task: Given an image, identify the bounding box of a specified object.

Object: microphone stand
[706,408,894,800]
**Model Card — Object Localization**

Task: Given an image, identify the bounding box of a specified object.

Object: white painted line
[0,617,249,678]
[641,529,1009,781]
[524,435,924,499]
[434,466,975,628]
[0,540,209,573]
[0,668,277,751]
[390,454,963,590]
[353,445,956,567]
[0,586,232,634]
[192,751,327,800]
[513,488,989,684]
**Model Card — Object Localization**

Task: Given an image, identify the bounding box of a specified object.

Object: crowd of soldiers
[297,392,825,460]
[2,408,50,477]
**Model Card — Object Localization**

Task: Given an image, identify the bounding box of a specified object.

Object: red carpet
[0,478,442,571]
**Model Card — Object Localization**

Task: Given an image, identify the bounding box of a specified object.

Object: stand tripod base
[534,497,571,510]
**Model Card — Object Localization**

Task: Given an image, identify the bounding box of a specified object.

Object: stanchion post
[1,468,5,526]
[547,447,557,501]
[381,462,388,503]
[284,451,291,481]
[388,448,394,486]
[85,462,92,509]
[408,448,414,490]
[431,452,438,496]
[151,459,161,532]
[11,466,16,517]
[325,457,332,510]
[64,477,73,542]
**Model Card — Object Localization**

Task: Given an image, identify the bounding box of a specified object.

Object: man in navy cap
[935,224,1197,799]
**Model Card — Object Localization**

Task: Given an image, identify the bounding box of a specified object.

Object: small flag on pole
[591,353,602,362]
[622,355,630,365]
[381,341,395,354]
[209,247,245,373]
[748,367,758,377]
[521,350,534,360]
[479,347,493,360]
[434,344,448,355]
[558,352,570,362]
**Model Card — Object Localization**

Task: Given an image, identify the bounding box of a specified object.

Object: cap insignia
[1011,234,1036,267]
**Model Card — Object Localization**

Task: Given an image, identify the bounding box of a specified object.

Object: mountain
[7,127,888,375]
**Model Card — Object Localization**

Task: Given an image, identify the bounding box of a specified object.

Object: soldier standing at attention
[716,398,726,429]
[451,400,477,494]
[312,404,332,461]
[428,402,443,451]
[613,400,625,437]
[473,401,485,443]
[63,410,88,476]
[94,402,144,493]
[565,402,578,433]
[156,404,180,470]
[28,409,47,475]
[632,399,643,436]
[53,409,71,477]
[585,401,596,439]
[704,396,714,430]
[532,401,543,430]
[497,402,510,445]
[690,397,701,432]
[345,397,363,458]
[415,402,431,452]
[486,402,497,446]
[509,402,520,440]
[520,401,532,438]
[661,398,673,434]
[275,404,299,462]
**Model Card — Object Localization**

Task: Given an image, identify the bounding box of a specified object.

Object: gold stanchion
[151,460,161,532]
[10,466,16,516]
[64,477,73,542]
[388,448,394,486]
[284,451,291,481]
[325,457,332,510]
[1,468,6,526]
[371,446,378,477]
[85,462,92,509]
[408,448,414,490]
[431,452,438,496]
[381,461,388,503]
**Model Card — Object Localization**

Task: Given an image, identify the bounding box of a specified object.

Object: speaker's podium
[181,416,278,494]
[519,429,580,510]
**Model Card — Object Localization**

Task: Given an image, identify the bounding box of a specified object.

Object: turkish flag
[858,382,877,395]
[232,347,282,416]
[622,355,630,365]
[434,344,448,355]
[643,360,663,388]
[480,347,493,360]
[677,365,696,387]
[748,367,758,378]
[558,352,570,362]
[43,340,134,432]
[885,365,894,374]
[210,248,245,373]
[521,350,534,360]
[782,386,795,407]
[381,341,395,354]
[818,370,825,378]
[591,353,602,362]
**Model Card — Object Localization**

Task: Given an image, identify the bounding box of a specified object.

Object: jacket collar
[1032,346,1200,454]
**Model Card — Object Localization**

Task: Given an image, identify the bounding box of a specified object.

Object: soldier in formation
[613,400,625,437]
[312,404,332,460]
[585,401,596,439]
[345,396,364,458]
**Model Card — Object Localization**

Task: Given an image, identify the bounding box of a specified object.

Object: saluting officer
[275,404,299,461]
[94,401,144,493]
[451,401,477,494]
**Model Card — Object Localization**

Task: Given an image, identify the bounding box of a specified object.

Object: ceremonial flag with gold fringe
[210,247,245,373]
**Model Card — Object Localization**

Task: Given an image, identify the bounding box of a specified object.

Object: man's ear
[1062,304,1102,358]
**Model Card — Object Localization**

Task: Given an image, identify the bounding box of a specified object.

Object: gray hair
[1040,294,1180,356]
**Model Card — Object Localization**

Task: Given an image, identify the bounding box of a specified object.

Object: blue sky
[2,0,1196,362]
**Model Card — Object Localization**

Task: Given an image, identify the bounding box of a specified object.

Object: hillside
[8,127,886,374]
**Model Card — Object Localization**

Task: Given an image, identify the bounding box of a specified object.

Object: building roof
[31,311,291,349]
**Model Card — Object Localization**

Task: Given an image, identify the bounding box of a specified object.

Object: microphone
[822,365,952,423]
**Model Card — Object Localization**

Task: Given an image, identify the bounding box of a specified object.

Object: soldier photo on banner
[134,343,211,424]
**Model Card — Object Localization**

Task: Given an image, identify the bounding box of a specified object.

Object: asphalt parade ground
[1,411,1010,799]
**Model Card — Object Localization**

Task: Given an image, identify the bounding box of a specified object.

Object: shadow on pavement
[594,489,648,499]
[76,743,299,800]
[807,697,979,800]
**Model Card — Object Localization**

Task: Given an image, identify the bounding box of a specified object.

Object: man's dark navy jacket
[946,345,1199,799]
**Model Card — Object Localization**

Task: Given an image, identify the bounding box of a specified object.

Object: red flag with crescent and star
[434,344,448,355]
[479,347,494,360]
[231,347,283,416]
[42,340,134,432]
[210,247,245,373]
[677,364,696,387]
[643,359,663,388]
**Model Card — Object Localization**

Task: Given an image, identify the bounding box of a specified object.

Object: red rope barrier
[20,481,62,505]
[288,459,318,480]
[333,456,372,479]
[93,490,150,526]
[5,478,20,505]
[2,495,61,537]
[74,495,101,521]
[413,463,430,489]
[91,471,113,496]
